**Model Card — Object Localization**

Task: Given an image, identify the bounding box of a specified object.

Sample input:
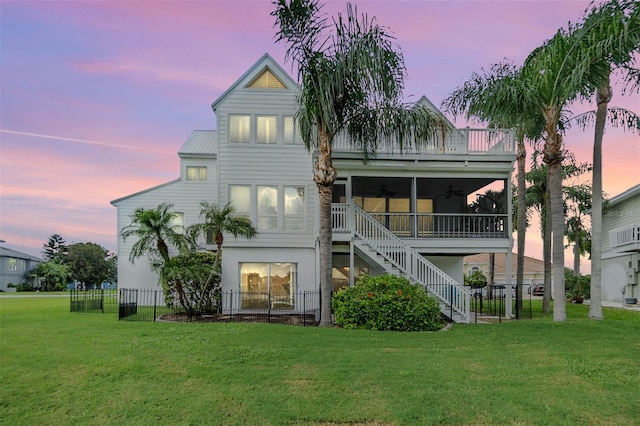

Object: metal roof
[178,130,218,157]
[0,247,43,262]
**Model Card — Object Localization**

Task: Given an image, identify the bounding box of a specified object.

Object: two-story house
[0,247,42,291]
[601,183,640,304]
[112,54,516,323]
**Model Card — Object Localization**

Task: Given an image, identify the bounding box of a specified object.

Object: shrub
[331,274,443,331]
[161,251,219,318]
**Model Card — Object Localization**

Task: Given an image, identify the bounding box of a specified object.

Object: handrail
[351,203,469,321]
[331,205,508,239]
[331,127,516,155]
[609,224,640,248]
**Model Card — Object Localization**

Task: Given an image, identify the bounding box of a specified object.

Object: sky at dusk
[1,0,638,271]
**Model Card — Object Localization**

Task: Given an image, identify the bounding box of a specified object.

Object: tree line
[30,234,117,291]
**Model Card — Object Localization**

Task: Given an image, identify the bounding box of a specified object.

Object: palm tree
[272,0,447,326]
[188,201,257,275]
[120,202,187,270]
[443,62,544,312]
[570,0,640,320]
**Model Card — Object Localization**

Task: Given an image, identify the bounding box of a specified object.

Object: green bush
[566,272,590,302]
[331,274,443,331]
[161,251,219,318]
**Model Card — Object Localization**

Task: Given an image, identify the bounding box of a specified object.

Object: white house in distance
[111,54,517,323]
[601,183,640,304]
[463,253,546,294]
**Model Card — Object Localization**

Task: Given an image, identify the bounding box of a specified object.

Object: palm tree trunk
[589,73,610,320]
[516,138,526,309]
[547,155,566,322]
[316,131,337,327]
[542,189,552,314]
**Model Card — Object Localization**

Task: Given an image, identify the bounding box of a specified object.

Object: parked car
[530,284,544,296]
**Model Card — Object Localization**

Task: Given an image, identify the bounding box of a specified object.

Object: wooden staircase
[337,203,471,323]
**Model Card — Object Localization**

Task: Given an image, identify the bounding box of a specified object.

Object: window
[257,186,278,230]
[186,166,207,181]
[8,258,17,271]
[229,115,250,143]
[256,115,277,144]
[247,69,286,89]
[240,262,296,309]
[283,116,301,145]
[284,186,305,230]
[230,185,251,215]
[171,212,184,234]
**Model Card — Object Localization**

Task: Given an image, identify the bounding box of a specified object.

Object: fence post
[153,290,157,322]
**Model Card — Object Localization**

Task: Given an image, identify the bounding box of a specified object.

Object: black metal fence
[115,288,320,324]
[70,289,118,314]
[470,285,533,323]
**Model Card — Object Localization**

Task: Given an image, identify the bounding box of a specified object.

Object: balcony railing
[331,128,516,156]
[332,203,508,239]
[610,224,640,249]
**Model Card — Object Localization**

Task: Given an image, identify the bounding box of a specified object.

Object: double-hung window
[229,115,250,143]
[186,166,207,181]
[256,115,277,144]
[257,186,278,230]
[283,116,301,145]
[284,186,305,230]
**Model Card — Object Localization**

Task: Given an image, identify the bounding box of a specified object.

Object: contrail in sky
[0,129,172,153]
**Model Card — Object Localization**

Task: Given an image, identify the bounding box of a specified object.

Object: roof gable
[211,53,298,110]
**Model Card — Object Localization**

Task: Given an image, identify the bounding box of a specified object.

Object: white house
[601,183,640,304]
[111,54,517,322]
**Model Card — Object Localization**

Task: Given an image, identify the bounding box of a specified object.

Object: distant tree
[65,242,116,288]
[30,261,72,291]
[42,234,68,262]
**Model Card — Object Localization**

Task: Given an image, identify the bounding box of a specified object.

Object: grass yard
[1,296,638,425]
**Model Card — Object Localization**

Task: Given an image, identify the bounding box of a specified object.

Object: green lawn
[1,296,638,425]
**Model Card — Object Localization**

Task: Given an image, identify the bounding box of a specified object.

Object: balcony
[332,203,508,239]
[331,128,516,158]
[609,224,640,252]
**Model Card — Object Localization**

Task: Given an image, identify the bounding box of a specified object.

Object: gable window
[283,116,301,145]
[230,185,251,216]
[257,185,278,230]
[284,186,305,231]
[229,115,250,143]
[247,69,286,89]
[256,115,277,144]
[8,258,17,271]
[186,166,207,181]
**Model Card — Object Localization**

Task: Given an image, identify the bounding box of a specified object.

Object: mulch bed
[158,312,319,326]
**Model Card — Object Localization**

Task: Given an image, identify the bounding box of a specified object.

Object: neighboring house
[112,54,516,322]
[601,183,640,304]
[0,247,42,291]
[464,253,547,294]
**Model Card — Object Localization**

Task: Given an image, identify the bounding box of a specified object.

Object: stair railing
[351,203,469,321]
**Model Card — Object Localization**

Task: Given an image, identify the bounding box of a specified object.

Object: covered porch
[331,177,510,240]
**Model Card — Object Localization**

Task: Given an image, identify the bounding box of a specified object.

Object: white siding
[114,176,219,290]
[222,247,317,293]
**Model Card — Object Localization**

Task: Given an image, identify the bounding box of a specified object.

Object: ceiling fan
[375,184,397,198]
[439,185,464,199]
